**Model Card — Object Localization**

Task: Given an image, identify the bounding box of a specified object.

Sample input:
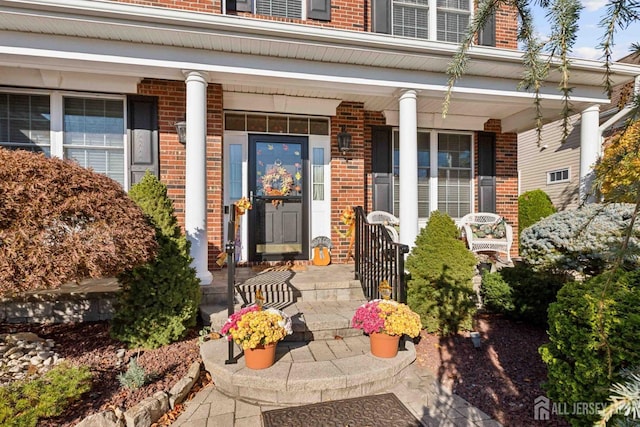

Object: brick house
[1,0,637,284]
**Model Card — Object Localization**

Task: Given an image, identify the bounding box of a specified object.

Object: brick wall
[479,119,519,256]
[110,0,518,47]
[137,79,224,273]
[331,102,366,262]
[495,4,518,49]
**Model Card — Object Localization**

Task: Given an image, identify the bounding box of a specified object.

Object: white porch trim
[579,104,600,204]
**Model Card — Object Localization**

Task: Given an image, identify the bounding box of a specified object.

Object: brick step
[200,335,416,406]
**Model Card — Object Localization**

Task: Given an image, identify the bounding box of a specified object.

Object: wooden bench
[459,213,513,262]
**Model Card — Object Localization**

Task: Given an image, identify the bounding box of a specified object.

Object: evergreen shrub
[518,189,556,240]
[481,264,568,325]
[0,364,92,427]
[520,203,640,276]
[539,270,640,426]
[0,149,157,294]
[406,211,477,335]
[111,172,201,349]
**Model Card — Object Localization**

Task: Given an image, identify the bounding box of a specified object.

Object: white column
[398,89,419,248]
[184,70,213,285]
[579,105,600,204]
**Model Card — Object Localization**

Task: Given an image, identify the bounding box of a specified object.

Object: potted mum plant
[351,299,422,358]
[220,304,293,369]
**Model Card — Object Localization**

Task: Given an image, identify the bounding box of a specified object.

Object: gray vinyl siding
[517,115,581,211]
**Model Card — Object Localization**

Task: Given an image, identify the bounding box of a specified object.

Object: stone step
[200,335,416,406]
[200,300,366,341]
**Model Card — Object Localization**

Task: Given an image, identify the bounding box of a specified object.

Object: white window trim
[0,88,129,189]
[391,0,473,42]
[547,167,571,184]
[393,129,474,221]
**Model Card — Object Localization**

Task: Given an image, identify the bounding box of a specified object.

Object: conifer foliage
[111,172,201,349]
[406,211,477,335]
[0,149,157,295]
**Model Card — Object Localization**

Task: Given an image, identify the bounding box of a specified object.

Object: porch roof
[1,0,639,132]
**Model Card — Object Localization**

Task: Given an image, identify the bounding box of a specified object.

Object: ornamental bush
[539,270,640,426]
[406,211,477,335]
[518,189,556,240]
[0,149,157,295]
[111,172,201,349]
[520,203,640,276]
[481,264,568,325]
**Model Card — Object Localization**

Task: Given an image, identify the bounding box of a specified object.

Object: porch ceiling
[1,0,639,132]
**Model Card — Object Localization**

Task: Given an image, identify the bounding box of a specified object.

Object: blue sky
[531,0,640,61]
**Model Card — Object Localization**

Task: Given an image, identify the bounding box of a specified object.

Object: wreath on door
[261,164,293,197]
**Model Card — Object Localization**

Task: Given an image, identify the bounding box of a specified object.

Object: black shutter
[308,0,331,20]
[127,96,159,186]
[373,0,391,34]
[478,132,496,213]
[372,127,393,212]
[227,0,252,12]
[478,12,495,46]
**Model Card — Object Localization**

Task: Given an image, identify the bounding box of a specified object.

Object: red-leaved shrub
[0,149,158,294]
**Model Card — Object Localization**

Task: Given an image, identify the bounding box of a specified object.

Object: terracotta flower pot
[369,332,400,358]
[244,342,277,370]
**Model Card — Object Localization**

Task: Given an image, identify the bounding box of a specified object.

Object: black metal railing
[354,206,409,303]
[224,205,237,365]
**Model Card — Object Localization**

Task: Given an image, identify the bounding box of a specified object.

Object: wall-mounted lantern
[337,125,352,157]
[175,121,187,145]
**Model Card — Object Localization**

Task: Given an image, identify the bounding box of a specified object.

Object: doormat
[262,393,421,427]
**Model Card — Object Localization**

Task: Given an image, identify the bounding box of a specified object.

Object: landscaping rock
[0,332,62,385]
[168,361,201,408]
[75,410,123,427]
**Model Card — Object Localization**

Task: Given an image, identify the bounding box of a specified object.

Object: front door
[248,135,309,262]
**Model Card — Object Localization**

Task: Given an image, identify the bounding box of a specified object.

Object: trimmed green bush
[520,203,640,276]
[481,264,568,325]
[0,148,157,295]
[111,172,201,349]
[539,270,640,426]
[406,211,477,335]
[518,189,556,240]
[0,364,92,427]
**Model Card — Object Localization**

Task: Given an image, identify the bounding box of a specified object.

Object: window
[223,112,330,136]
[437,0,471,43]
[438,133,471,218]
[386,0,472,42]
[393,0,429,40]
[393,131,430,218]
[63,97,125,186]
[229,144,243,201]
[312,147,325,201]
[547,168,570,184]
[256,0,302,18]
[0,90,127,188]
[0,93,51,155]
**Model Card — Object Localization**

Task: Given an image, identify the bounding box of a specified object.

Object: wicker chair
[459,212,513,262]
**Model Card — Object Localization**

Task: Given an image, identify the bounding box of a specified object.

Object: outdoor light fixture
[175,121,187,145]
[337,125,352,157]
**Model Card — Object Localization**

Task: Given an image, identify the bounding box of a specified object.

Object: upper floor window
[547,168,570,184]
[376,0,485,45]
[227,0,330,21]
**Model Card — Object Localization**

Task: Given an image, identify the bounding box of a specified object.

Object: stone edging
[76,360,202,427]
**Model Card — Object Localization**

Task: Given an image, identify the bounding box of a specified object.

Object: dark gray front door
[248,135,309,262]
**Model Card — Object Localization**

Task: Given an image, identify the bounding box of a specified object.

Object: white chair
[367,211,400,242]
[459,212,513,262]
[367,211,400,226]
